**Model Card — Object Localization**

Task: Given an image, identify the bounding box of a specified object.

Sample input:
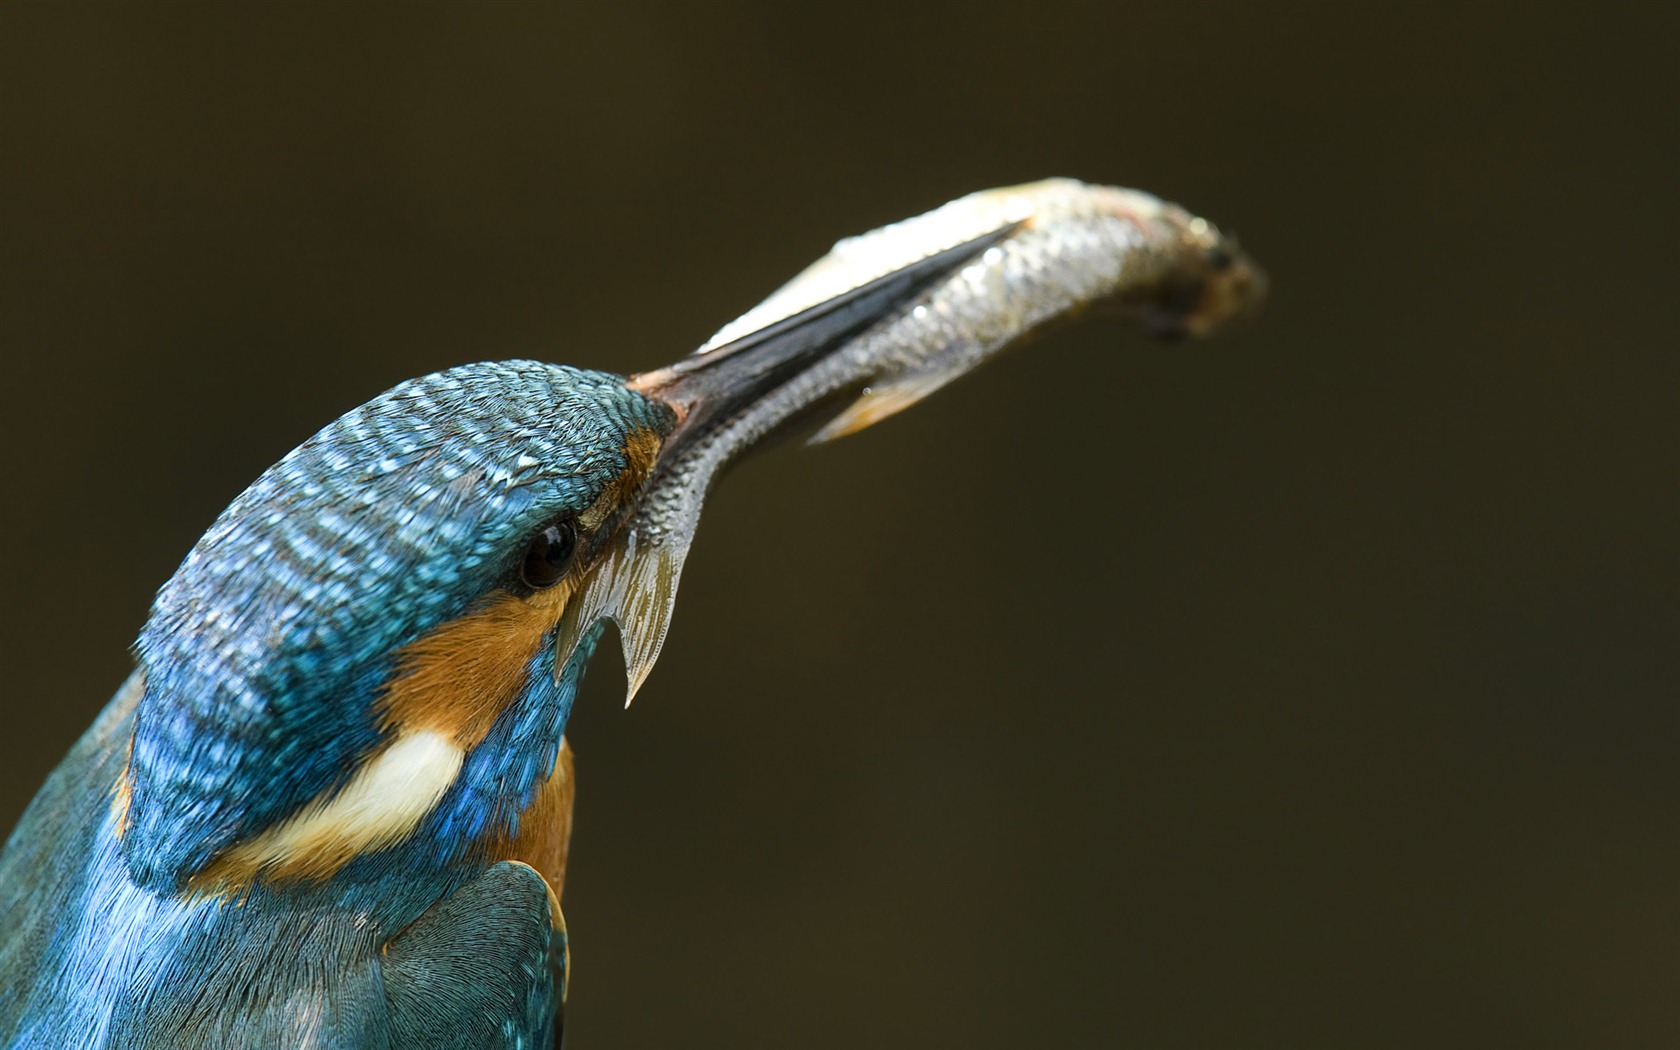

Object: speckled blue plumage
[130,361,670,890]
[0,360,671,1048]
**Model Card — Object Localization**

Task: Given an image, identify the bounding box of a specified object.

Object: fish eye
[520,521,578,590]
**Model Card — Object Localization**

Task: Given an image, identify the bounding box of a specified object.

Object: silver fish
[562,178,1265,700]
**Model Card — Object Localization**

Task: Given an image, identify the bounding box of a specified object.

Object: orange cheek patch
[379,581,574,748]
[623,428,663,482]
[577,427,664,533]
[374,428,662,747]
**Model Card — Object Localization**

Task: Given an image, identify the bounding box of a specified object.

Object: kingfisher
[0,180,1262,1049]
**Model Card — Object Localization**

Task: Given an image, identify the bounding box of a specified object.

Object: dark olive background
[1,3,1674,1047]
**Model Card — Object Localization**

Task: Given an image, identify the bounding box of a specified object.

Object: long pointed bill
[555,178,1265,704]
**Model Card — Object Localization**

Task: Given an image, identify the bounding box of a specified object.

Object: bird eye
[520,521,578,590]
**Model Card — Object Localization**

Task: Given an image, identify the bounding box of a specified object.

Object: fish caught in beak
[553,178,1265,703]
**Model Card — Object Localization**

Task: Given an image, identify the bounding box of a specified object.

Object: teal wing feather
[383,861,566,1050]
[108,861,564,1049]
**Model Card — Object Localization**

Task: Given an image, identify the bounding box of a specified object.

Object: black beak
[629,222,1018,459]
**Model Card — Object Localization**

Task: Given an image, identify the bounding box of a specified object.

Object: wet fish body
[697,177,1265,445]
[588,178,1264,701]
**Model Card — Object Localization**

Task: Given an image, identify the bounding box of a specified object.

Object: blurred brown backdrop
[1,3,1674,1047]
